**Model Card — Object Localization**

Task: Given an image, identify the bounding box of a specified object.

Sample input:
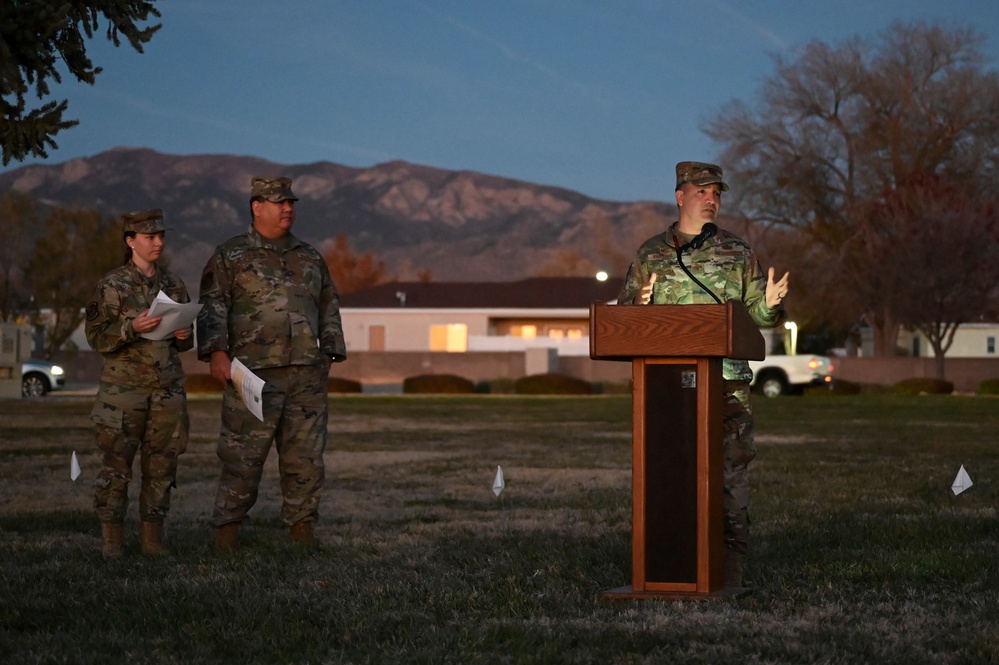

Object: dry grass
[0,393,997,664]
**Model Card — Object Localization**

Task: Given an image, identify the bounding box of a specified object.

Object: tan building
[903,323,999,358]
[335,277,629,388]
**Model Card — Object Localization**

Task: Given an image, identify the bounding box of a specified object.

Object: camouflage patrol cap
[122,209,170,235]
[250,176,299,202]
[675,161,729,192]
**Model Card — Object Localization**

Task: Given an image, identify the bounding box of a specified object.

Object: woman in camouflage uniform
[85,209,194,558]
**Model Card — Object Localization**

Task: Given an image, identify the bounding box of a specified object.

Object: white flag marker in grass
[71,451,81,481]
[951,465,973,496]
[493,465,505,497]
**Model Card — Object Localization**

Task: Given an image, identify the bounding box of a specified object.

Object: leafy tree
[707,21,999,355]
[0,190,38,321]
[25,206,121,355]
[0,0,161,165]
[321,234,392,294]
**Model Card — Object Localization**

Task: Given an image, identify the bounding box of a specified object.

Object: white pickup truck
[748,354,835,397]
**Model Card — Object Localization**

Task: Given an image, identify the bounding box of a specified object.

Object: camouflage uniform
[618,164,784,556]
[85,217,193,526]
[198,177,346,530]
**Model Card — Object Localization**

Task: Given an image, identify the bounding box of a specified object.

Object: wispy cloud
[81,86,393,163]
[411,0,610,106]
[706,0,789,51]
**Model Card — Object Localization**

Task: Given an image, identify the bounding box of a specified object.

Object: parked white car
[749,354,834,398]
[21,359,66,397]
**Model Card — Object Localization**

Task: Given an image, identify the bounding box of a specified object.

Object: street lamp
[595,271,608,282]
[784,320,798,356]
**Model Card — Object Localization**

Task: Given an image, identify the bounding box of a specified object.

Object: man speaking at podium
[617,161,789,587]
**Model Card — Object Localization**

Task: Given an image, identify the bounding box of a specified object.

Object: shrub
[975,378,999,395]
[328,377,363,393]
[402,374,475,394]
[809,379,893,396]
[185,374,222,393]
[475,378,516,394]
[593,380,633,395]
[187,374,364,395]
[514,373,592,395]
[892,377,954,395]
[805,380,854,397]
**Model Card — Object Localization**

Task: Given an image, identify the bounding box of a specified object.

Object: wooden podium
[589,301,765,600]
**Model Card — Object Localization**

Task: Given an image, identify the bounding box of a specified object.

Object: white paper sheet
[951,464,973,496]
[493,465,505,497]
[230,357,266,422]
[141,290,203,340]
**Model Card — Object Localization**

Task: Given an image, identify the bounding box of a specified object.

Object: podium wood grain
[589,300,764,600]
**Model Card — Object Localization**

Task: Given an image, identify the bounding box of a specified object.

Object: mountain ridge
[0,147,712,290]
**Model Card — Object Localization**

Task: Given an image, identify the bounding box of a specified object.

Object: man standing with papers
[198,176,346,549]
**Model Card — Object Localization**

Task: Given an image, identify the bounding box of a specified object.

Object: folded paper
[493,465,505,497]
[951,464,973,496]
[71,451,81,481]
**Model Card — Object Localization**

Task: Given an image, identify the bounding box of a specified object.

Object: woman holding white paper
[84,209,193,558]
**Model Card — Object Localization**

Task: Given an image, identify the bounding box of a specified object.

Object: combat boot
[216,522,240,550]
[289,521,315,545]
[140,521,169,556]
[101,522,124,559]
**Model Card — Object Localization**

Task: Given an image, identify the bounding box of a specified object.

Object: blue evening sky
[4,0,999,202]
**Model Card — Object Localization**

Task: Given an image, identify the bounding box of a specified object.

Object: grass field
[0,393,997,664]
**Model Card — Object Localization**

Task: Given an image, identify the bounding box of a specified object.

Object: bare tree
[853,176,999,377]
[0,191,37,321]
[707,21,999,355]
[25,206,120,356]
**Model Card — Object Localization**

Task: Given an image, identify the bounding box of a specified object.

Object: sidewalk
[54,382,98,397]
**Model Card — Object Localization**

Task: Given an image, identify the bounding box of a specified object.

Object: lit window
[548,329,564,340]
[430,324,468,352]
[567,328,583,340]
[517,325,537,339]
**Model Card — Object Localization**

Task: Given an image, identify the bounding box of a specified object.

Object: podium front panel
[643,362,698,583]
[591,301,734,598]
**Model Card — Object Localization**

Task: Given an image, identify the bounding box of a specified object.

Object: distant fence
[833,357,999,393]
[59,351,999,393]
